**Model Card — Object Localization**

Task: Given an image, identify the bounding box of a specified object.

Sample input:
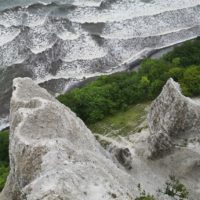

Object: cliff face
[148,78,200,158]
[104,78,200,199]
[1,78,200,200]
[148,78,200,137]
[0,78,135,200]
[145,79,200,199]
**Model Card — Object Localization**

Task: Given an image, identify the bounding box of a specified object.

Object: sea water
[0,0,200,130]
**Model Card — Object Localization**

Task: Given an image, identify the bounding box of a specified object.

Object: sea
[0,0,200,130]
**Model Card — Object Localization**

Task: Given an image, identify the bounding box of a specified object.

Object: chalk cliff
[148,78,200,158]
[1,78,200,200]
[0,78,135,200]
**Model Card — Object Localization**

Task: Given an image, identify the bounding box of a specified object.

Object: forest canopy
[57,37,200,124]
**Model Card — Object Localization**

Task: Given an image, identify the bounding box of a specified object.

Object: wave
[0,0,200,123]
[0,0,103,12]
[0,1,67,12]
[12,24,198,85]
[100,5,200,39]
[0,25,21,46]
[1,21,200,78]
[0,116,9,131]
[67,0,200,23]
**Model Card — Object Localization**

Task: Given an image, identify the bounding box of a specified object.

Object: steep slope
[1,78,200,200]
[146,79,200,199]
[148,78,200,157]
[0,78,136,200]
[98,79,200,199]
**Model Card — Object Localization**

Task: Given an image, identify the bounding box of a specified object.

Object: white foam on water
[60,34,107,62]
[0,38,28,66]
[67,0,200,23]
[0,116,9,131]
[0,26,21,46]
[33,32,200,85]
[100,8,200,39]
[57,31,80,40]
[0,5,49,28]
[0,0,104,12]
[0,0,200,122]
[35,67,110,85]
[70,0,103,7]
[30,44,54,54]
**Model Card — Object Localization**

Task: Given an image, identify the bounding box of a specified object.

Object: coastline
[60,40,185,92]
[0,37,197,131]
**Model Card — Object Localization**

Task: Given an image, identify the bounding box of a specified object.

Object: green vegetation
[0,164,9,191]
[57,37,200,124]
[1,38,200,193]
[164,37,200,67]
[163,176,189,200]
[0,130,9,191]
[89,102,150,137]
[135,196,155,200]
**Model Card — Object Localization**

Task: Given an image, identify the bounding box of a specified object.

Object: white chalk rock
[148,78,200,157]
[1,78,135,200]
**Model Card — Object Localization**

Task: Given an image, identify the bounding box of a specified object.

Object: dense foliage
[164,37,200,67]
[58,37,200,124]
[0,130,9,191]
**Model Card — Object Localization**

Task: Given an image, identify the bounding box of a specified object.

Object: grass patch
[89,101,150,137]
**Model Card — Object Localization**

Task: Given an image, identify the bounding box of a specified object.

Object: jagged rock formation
[108,146,132,170]
[1,77,200,200]
[97,78,200,199]
[147,130,174,159]
[148,78,200,137]
[0,77,136,200]
[148,78,200,158]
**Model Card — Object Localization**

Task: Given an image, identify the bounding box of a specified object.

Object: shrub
[57,37,200,124]
[0,164,9,191]
[164,36,200,67]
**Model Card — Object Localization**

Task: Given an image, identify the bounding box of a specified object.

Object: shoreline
[63,41,183,92]
[0,37,197,131]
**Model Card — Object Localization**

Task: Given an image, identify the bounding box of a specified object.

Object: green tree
[139,59,170,81]
[164,37,200,67]
[148,80,165,99]
[172,57,181,67]
[57,37,200,124]
[140,76,150,88]
[0,164,9,191]
[181,66,200,96]
[168,67,184,82]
